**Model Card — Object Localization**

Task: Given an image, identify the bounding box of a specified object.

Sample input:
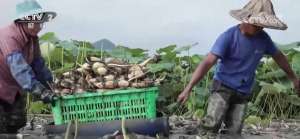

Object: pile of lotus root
[53,56,163,95]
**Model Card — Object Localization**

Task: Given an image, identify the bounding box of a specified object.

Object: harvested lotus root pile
[53,56,162,95]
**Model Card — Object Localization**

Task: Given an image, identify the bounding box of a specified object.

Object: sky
[0,0,299,54]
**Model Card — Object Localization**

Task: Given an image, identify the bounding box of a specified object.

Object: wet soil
[16,115,300,139]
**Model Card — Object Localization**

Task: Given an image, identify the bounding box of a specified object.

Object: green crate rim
[56,87,158,99]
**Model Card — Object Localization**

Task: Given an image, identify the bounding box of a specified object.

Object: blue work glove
[7,52,56,104]
[31,83,56,104]
[31,56,53,89]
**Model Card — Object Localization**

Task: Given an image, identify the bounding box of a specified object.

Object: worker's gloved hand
[41,89,56,104]
[32,83,56,104]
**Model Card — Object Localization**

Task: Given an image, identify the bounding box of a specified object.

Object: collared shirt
[210,25,278,95]
[0,23,41,104]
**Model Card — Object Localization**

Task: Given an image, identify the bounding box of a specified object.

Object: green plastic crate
[52,87,158,125]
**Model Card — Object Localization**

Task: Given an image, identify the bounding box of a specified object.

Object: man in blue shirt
[177,0,300,137]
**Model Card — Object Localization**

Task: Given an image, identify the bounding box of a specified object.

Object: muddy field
[17,115,300,139]
[169,116,300,139]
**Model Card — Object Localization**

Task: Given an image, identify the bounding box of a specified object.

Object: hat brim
[15,10,57,23]
[230,9,288,30]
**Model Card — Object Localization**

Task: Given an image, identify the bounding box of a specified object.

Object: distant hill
[93,39,116,51]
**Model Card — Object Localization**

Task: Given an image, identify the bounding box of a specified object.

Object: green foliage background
[28,33,300,120]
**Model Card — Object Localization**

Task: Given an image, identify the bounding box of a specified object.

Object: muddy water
[18,131,300,139]
[169,128,300,139]
[170,134,300,139]
[169,116,300,139]
[21,116,300,139]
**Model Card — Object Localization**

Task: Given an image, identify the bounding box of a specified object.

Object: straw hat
[15,0,56,22]
[230,0,287,30]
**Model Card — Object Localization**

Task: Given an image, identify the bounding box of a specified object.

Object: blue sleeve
[7,52,40,92]
[31,56,53,88]
[264,33,278,56]
[210,32,231,59]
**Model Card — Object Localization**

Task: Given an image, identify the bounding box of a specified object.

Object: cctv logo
[18,13,55,22]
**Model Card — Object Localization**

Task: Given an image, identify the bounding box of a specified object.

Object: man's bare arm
[178,52,218,103]
[272,50,300,95]
[186,53,218,90]
[272,51,297,81]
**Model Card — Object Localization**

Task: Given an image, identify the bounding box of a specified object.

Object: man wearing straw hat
[0,0,57,133]
[178,0,300,137]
